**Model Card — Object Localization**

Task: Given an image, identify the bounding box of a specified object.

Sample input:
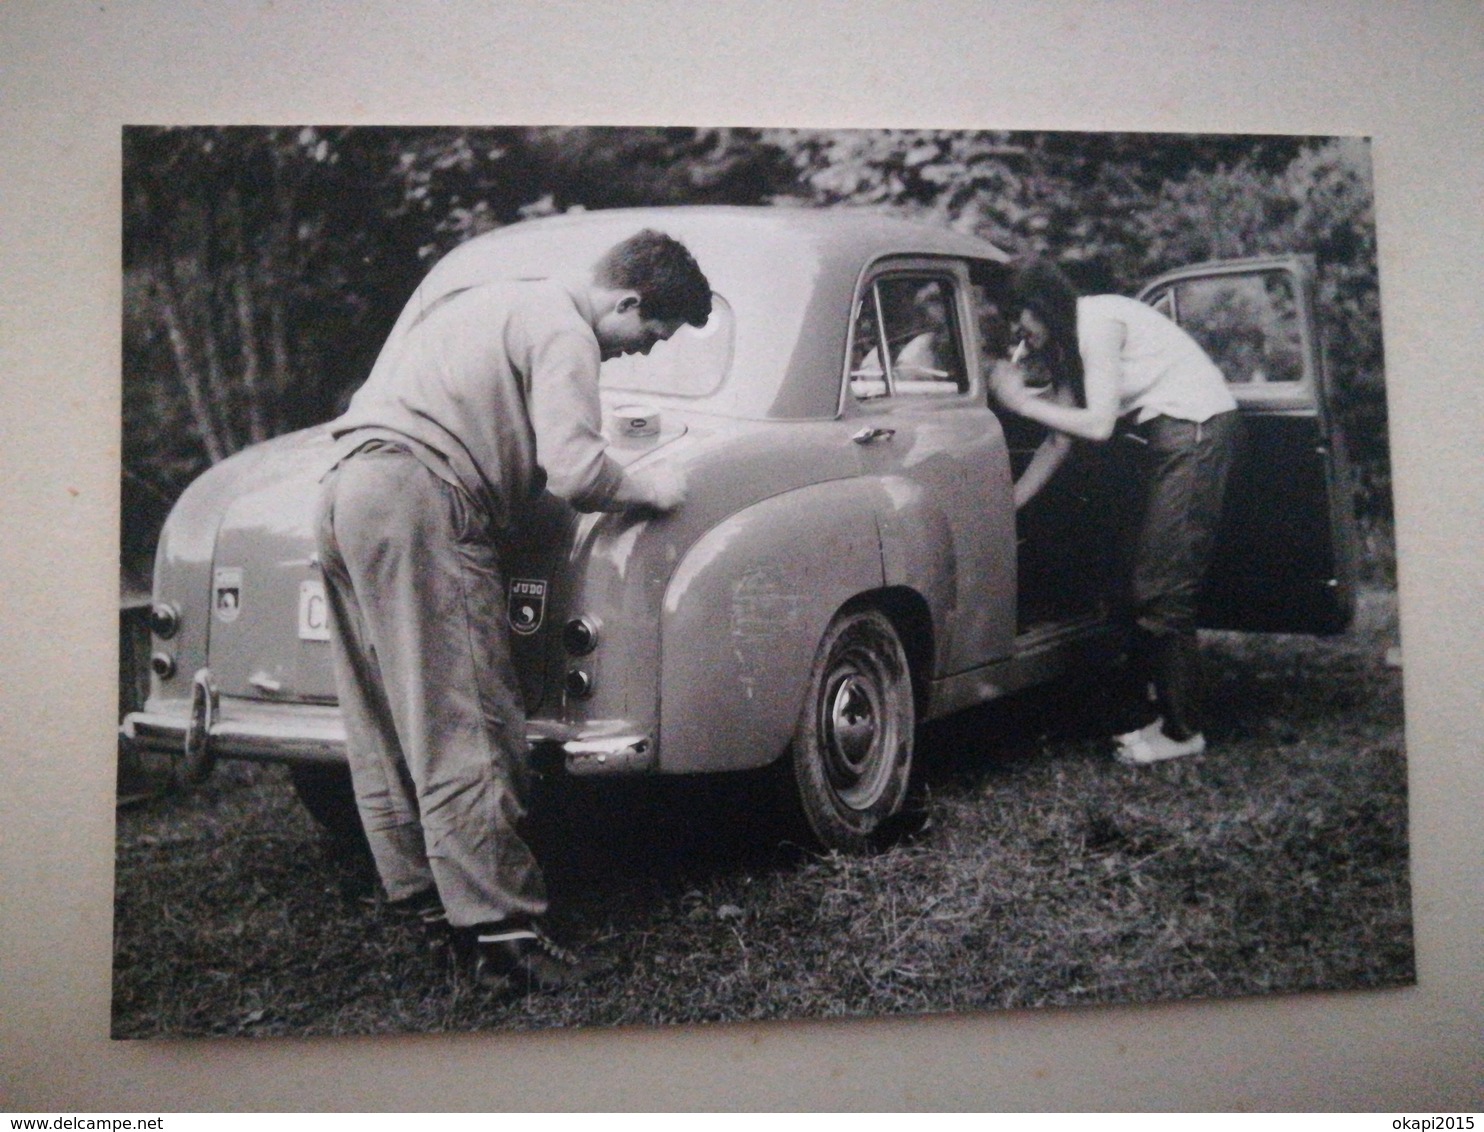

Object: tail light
[563,617,599,656]
[150,602,181,639]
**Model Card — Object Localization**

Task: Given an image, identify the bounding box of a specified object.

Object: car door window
[1160,271,1307,386]
[850,274,967,401]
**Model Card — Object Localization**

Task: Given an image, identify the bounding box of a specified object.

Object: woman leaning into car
[989,261,1240,766]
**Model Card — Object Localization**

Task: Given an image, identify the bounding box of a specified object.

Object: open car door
[1138,256,1358,634]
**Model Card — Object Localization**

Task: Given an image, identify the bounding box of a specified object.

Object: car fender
[658,480,885,774]
[868,476,956,673]
[868,471,1017,675]
[145,427,335,713]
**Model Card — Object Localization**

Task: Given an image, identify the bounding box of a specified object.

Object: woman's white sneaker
[1114,727,1206,765]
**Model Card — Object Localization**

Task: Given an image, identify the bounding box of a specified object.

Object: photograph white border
[3,0,1480,1111]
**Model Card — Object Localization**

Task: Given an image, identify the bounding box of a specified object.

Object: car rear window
[599,293,735,399]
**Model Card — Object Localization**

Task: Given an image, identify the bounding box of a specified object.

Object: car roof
[403,206,1010,419]
[483,204,1009,262]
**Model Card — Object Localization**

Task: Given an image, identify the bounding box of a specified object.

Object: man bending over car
[315,229,712,993]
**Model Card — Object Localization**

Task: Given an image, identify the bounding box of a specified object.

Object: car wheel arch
[840,585,934,719]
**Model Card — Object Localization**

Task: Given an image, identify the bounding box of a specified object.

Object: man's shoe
[384,888,464,976]
[419,906,473,977]
[1114,727,1206,765]
[468,923,610,994]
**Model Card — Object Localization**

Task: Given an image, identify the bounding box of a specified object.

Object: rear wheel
[789,608,916,853]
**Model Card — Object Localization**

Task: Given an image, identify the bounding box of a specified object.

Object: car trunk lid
[205,444,339,704]
[203,416,690,712]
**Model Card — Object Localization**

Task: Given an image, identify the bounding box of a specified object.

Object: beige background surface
[2,0,1480,1111]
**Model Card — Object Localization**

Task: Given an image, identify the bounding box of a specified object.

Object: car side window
[850,274,968,400]
[1165,272,1305,385]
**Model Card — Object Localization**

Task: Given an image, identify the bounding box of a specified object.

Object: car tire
[789,607,916,853]
[288,762,368,849]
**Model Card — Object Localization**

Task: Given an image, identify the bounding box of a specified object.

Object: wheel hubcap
[822,660,891,809]
[829,673,877,768]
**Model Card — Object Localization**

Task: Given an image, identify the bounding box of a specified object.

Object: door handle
[852,426,896,444]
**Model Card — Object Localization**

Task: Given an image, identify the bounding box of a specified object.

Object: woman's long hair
[1009,260,1085,407]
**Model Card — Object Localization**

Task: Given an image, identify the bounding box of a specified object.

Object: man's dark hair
[1009,259,1086,406]
[594,229,713,327]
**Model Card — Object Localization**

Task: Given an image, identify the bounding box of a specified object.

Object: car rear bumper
[122,696,349,765]
[121,681,657,776]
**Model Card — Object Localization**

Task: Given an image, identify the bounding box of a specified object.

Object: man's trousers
[315,441,547,927]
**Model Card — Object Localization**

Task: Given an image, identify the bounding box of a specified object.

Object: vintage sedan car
[121,206,1357,851]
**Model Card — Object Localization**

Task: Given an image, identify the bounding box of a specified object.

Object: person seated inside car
[852,279,961,396]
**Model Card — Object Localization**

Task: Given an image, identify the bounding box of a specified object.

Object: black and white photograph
[112,125,1411,1040]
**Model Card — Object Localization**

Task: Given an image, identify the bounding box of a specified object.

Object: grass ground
[110,587,1411,1038]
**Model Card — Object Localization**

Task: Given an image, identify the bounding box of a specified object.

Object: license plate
[298,578,330,641]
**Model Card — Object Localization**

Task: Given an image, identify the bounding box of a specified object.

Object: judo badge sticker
[508,578,548,636]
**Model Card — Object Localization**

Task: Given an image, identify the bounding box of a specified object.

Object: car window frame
[1138,258,1322,412]
[839,256,980,418]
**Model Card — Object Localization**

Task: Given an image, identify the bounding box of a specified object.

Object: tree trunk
[199,281,239,457]
[233,268,269,445]
[155,264,229,465]
[268,293,293,432]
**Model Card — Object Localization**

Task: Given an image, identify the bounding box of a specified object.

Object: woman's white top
[1078,294,1238,424]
